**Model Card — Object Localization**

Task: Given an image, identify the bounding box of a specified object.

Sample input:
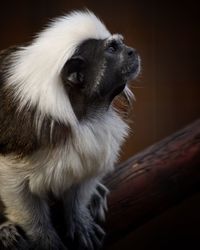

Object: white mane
[7,10,111,126]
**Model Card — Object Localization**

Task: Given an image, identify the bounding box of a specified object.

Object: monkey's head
[8,10,140,124]
[61,34,140,118]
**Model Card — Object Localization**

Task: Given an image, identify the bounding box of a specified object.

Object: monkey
[0,10,140,249]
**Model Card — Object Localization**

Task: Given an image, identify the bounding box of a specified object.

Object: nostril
[128,49,133,56]
[127,48,135,57]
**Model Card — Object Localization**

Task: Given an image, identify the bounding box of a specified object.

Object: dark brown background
[0,0,200,249]
[0,0,199,161]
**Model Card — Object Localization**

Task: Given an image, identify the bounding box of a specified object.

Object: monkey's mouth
[109,61,139,101]
[123,55,141,81]
[107,55,141,102]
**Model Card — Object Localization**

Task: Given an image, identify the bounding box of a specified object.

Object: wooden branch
[104,119,200,247]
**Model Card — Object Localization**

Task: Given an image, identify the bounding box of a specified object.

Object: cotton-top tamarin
[0,10,140,250]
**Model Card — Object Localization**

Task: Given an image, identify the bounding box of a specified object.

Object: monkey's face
[61,34,140,118]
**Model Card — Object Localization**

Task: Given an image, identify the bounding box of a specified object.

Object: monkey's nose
[127,47,136,58]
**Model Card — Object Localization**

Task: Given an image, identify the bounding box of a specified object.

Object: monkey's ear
[61,56,85,86]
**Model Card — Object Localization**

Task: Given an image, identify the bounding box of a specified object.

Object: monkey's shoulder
[0,46,19,71]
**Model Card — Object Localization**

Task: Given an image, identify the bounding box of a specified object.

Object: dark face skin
[61,35,140,120]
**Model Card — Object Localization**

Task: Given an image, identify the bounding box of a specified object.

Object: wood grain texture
[104,119,200,247]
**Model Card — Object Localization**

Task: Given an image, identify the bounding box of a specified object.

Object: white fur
[32,110,128,196]
[106,33,124,43]
[0,109,129,197]
[124,85,135,102]
[6,10,111,125]
[2,10,131,197]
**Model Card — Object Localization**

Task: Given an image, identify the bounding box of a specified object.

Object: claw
[91,223,105,249]
[91,233,102,248]
[78,233,91,249]
[82,231,94,250]
[87,236,94,250]
[96,183,109,198]
[0,222,29,250]
[93,223,105,237]
[66,206,105,250]
[89,183,109,221]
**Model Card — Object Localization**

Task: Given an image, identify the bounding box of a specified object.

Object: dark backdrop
[0,1,200,249]
[0,0,199,161]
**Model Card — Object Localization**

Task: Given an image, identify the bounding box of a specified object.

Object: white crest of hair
[6,10,111,126]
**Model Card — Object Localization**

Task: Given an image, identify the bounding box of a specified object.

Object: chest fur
[28,112,128,196]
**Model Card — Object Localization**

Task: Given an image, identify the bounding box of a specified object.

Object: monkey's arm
[63,180,107,250]
[0,165,67,250]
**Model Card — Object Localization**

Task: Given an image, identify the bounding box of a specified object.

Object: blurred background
[0,0,199,160]
[0,0,199,249]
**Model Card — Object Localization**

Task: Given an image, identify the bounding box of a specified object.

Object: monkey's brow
[106,34,124,44]
[105,37,124,49]
[111,33,124,41]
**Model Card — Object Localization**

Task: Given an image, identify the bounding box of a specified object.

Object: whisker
[132,86,145,89]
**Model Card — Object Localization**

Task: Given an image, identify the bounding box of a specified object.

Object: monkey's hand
[29,227,68,250]
[66,206,105,250]
[0,221,29,250]
[89,182,109,222]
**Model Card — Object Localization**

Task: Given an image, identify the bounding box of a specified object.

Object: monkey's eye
[107,41,119,54]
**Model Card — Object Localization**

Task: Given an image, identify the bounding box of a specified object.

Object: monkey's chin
[125,66,140,82]
[124,55,141,81]
[127,72,139,84]
[110,83,126,101]
[108,60,140,102]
